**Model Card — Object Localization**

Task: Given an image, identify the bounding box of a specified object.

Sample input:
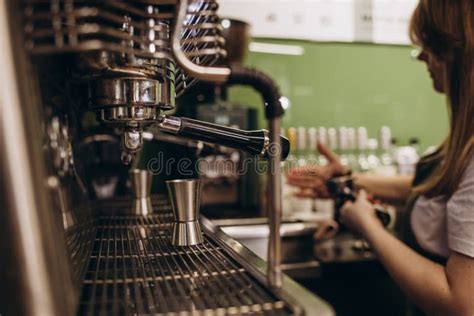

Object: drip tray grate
[78,214,292,315]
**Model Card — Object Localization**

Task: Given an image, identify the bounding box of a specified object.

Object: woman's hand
[314,219,340,241]
[286,142,351,198]
[340,190,382,235]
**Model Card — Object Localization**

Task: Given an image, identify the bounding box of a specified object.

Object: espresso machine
[0,1,333,315]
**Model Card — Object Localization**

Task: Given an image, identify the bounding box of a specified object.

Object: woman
[287,1,474,315]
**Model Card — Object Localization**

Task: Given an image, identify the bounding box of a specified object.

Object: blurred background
[228,40,446,150]
[220,0,447,152]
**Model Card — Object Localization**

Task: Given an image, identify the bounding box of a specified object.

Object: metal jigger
[166,179,204,246]
[130,169,153,216]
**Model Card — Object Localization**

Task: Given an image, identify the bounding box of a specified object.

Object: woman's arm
[353,173,413,203]
[365,223,474,316]
[286,142,413,203]
[342,191,474,316]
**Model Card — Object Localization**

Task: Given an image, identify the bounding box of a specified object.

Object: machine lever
[156,116,290,160]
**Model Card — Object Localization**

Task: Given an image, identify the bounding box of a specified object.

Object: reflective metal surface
[22,0,228,165]
[0,2,79,314]
[172,0,231,82]
[80,216,291,315]
[267,117,283,288]
[120,130,144,165]
[166,179,202,222]
[156,115,183,134]
[23,0,227,94]
[143,129,219,157]
[214,219,322,280]
[89,78,170,111]
[202,216,335,316]
[156,115,290,160]
[166,179,204,246]
[130,169,153,216]
[75,197,333,316]
[220,222,317,263]
[171,220,204,247]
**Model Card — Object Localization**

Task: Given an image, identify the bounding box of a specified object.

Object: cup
[166,179,204,246]
[130,169,153,215]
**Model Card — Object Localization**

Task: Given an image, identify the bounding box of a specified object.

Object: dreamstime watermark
[146,142,321,176]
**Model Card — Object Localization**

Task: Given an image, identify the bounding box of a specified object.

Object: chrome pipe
[172,0,231,83]
[267,118,283,288]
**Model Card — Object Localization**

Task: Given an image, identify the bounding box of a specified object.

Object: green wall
[228,39,448,150]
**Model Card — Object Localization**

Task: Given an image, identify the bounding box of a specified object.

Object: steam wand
[171,0,287,287]
[226,66,286,288]
[154,75,286,288]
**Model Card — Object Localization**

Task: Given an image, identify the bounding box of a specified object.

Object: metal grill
[67,215,97,286]
[78,201,294,315]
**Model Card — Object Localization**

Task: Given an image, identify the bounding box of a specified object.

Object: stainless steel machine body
[0,0,333,315]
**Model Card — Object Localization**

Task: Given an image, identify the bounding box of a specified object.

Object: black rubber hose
[227,65,285,119]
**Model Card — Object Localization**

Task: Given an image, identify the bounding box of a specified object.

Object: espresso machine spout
[120,129,143,165]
